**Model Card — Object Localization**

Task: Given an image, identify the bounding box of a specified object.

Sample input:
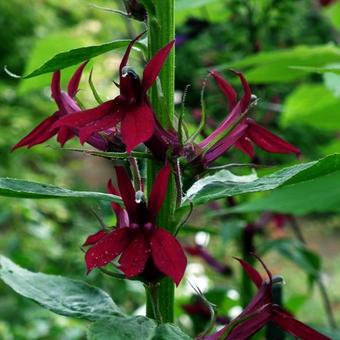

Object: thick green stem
[145,0,176,323]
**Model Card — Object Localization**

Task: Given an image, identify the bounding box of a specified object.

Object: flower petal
[51,71,61,102]
[210,70,237,110]
[234,136,254,158]
[246,119,300,156]
[272,307,331,340]
[234,257,263,289]
[147,163,171,221]
[142,40,175,92]
[67,61,88,97]
[119,231,150,277]
[119,31,146,76]
[121,104,155,153]
[53,99,121,129]
[83,229,107,246]
[107,179,129,227]
[151,228,187,286]
[12,114,58,151]
[85,227,131,273]
[56,126,76,146]
[115,166,138,222]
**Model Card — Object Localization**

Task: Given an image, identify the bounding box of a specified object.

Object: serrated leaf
[0,256,120,321]
[21,39,144,79]
[0,177,122,204]
[87,316,192,340]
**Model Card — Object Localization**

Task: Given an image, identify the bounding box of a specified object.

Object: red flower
[54,32,175,153]
[83,164,187,285]
[13,62,108,151]
[202,256,330,340]
[194,71,300,167]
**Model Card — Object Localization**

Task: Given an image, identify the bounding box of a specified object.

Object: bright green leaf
[281,83,340,130]
[289,65,340,75]
[0,177,122,204]
[0,256,120,321]
[324,1,340,30]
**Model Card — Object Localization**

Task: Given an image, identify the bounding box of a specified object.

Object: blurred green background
[0,0,340,339]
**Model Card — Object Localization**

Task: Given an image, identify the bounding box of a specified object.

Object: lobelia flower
[53,32,175,153]
[188,70,300,168]
[12,62,108,151]
[83,164,187,285]
[201,256,330,340]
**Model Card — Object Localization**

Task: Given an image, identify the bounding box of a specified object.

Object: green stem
[145,0,176,323]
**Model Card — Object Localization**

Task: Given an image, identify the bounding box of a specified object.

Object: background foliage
[0,0,339,339]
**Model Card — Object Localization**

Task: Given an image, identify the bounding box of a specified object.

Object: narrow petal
[67,61,88,97]
[115,166,138,222]
[107,179,129,227]
[78,110,124,144]
[119,231,150,277]
[232,70,252,112]
[53,99,120,129]
[272,307,331,340]
[85,227,131,273]
[56,127,76,146]
[121,104,155,153]
[210,70,237,110]
[83,230,107,246]
[246,119,300,156]
[151,228,187,286]
[147,163,171,221]
[234,257,263,289]
[51,71,61,102]
[235,136,254,158]
[142,40,175,92]
[119,31,146,76]
[12,114,58,151]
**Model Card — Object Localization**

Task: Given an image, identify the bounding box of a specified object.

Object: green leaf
[183,154,340,207]
[216,44,340,83]
[0,177,122,204]
[176,0,219,11]
[324,1,340,30]
[22,39,144,79]
[289,65,340,75]
[281,83,340,130]
[88,316,192,340]
[0,256,120,321]
[221,153,340,215]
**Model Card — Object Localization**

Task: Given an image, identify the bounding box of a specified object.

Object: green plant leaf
[0,256,121,321]
[289,65,340,75]
[87,316,192,340]
[176,0,220,11]
[215,44,340,83]
[0,177,122,204]
[281,84,340,130]
[182,154,340,208]
[21,39,144,79]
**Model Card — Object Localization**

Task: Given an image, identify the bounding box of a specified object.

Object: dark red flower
[190,71,300,168]
[54,32,175,153]
[201,256,330,340]
[83,164,187,285]
[13,62,108,151]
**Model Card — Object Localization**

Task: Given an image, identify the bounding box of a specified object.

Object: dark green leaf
[0,177,122,204]
[0,256,120,321]
[182,154,340,207]
[22,40,144,79]
[87,316,192,340]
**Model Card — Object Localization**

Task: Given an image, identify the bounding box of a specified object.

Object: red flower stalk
[12,62,108,151]
[201,256,330,340]
[54,32,175,153]
[83,164,187,285]
[185,245,232,276]
[192,71,300,167]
